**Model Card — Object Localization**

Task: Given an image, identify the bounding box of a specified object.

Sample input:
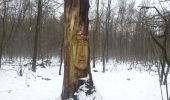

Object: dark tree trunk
[32,0,42,72]
[105,0,111,62]
[92,0,100,68]
[59,17,64,75]
[0,0,7,68]
[61,0,95,99]
[59,36,64,75]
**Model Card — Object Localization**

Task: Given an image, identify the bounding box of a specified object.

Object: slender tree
[105,0,111,62]
[0,0,7,68]
[61,0,95,99]
[32,0,42,72]
[92,0,100,68]
[59,14,64,75]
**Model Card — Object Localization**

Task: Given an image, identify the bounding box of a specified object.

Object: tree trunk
[32,0,42,72]
[105,0,111,62]
[0,0,7,68]
[92,0,100,68]
[59,16,64,75]
[61,0,95,99]
[59,36,64,75]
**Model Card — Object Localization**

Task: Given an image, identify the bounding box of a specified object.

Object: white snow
[0,58,168,100]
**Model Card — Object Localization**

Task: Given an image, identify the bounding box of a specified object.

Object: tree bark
[61,0,95,99]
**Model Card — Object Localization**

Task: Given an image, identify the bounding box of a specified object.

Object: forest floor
[0,58,167,100]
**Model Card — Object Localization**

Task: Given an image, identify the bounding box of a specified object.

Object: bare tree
[139,3,170,100]
[102,0,112,72]
[32,0,42,72]
[92,0,100,68]
[59,14,64,75]
[0,0,7,68]
[105,0,111,62]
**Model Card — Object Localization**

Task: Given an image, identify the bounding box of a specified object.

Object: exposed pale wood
[62,0,95,99]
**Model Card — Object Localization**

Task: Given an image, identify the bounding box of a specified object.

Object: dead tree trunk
[32,0,42,72]
[61,0,95,99]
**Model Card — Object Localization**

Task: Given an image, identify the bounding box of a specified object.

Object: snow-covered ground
[0,58,167,100]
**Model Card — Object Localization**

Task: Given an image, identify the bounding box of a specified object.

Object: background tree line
[0,0,169,69]
[0,0,63,62]
[89,0,161,70]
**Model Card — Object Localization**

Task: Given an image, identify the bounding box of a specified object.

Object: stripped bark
[61,0,95,99]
